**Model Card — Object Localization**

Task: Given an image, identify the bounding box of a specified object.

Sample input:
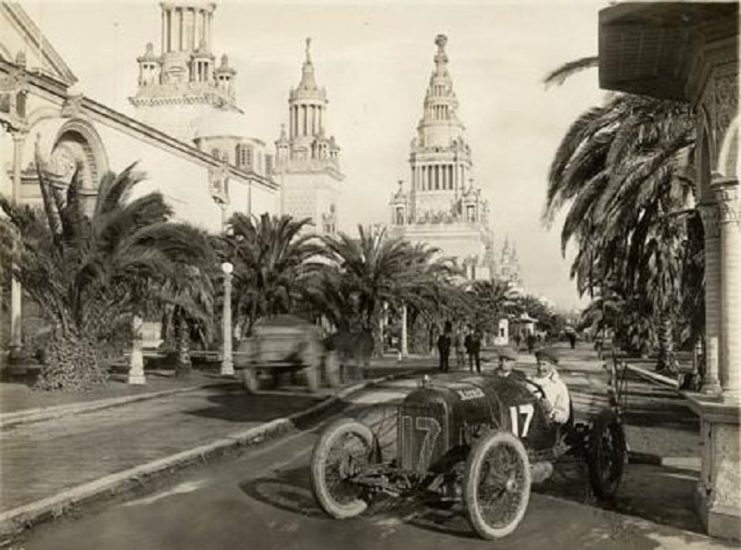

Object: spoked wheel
[311,418,377,519]
[463,430,531,540]
[587,412,626,499]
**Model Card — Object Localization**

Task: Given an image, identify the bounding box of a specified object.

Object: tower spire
[434,34,448,76]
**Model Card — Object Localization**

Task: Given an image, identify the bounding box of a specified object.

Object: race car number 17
[509,403,535,438]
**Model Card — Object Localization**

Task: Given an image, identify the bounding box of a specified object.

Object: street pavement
[10,348,731,550]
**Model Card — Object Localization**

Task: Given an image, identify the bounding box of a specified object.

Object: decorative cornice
[1,2,78,86]
[711,175,739,224]
[0,58,277,192]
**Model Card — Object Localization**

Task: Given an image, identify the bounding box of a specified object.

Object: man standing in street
[437,321,452,372]
[454,326,466,370]
[465,327,482,373]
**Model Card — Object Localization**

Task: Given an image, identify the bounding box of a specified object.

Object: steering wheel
[524,378,547,399]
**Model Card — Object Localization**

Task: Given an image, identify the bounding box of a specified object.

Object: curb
[0,369,416,538]
[0,383,234,429]
[624,363,679,389]
[627,451,701,471]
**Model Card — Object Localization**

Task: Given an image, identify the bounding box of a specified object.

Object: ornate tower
[129,1,240,142]
[389,35,493,280]
[274,38,344,235]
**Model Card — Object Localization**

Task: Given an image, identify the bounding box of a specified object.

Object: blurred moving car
[234,315,340,393]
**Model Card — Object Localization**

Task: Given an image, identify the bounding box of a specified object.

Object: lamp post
[221,261,234,376]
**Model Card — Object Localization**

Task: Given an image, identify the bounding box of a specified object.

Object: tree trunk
[175,314,191,378]
[656,314,676,373]
[35,330,107,391]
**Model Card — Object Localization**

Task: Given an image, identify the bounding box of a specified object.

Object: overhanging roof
[598,2,738,101]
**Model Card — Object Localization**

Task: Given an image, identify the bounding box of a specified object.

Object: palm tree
[0,160,213,390]
[222,213,322,335]
[321,226,460,356]
[543,61,699,371]
[468,278,519,334]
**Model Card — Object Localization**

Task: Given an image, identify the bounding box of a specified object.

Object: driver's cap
[497,346,518,361]
[535,347,560,365]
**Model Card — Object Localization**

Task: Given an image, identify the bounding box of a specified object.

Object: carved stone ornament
[711,175,739,224]
[714,73,738,150]
[61,94,85,118]
[697,201,722,239]
[208,162,230,205]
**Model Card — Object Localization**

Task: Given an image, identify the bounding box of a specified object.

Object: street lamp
[221,261,234,376]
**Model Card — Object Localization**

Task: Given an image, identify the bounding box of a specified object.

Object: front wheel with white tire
[463,430,531,540]
[311,418,377,519]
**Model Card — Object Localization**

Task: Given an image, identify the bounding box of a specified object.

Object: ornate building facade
[0,1,277,361]
[389,35,493,280]
[496,236,523,287]
[129,1,240,143]
[274,39,344,235]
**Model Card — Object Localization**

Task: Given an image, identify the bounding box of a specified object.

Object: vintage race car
[310,371,626,540]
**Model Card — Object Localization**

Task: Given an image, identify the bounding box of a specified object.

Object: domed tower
[274,38,344,235]
[129,1,241,143]
[389,35,492,281]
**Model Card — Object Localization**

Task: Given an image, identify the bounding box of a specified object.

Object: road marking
[121,479,209,507]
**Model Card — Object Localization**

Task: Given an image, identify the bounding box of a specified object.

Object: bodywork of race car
[310,372,626,540]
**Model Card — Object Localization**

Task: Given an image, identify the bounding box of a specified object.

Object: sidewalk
[525,343,704,535]
[0,357,434,537]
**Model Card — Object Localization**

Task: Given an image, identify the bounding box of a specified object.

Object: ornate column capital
[698,200,722,239]
[711,175,740,224]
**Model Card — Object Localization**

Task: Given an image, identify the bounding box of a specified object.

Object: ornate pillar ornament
[712,175,741,397]
[208,159,230,206]
[698,201,723,394]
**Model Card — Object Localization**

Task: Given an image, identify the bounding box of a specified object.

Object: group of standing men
[436,322,482,373]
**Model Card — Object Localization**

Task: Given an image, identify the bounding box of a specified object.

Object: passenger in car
[530,348,570,424]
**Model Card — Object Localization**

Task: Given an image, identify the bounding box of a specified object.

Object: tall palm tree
[543,62,699,371]
[468,278,519,334]
[222,213,322,335]
[321,226,459,356]
[0,160,213,390]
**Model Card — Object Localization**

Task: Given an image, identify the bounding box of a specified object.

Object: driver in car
[495,346,527,380]
[529,348,570,424]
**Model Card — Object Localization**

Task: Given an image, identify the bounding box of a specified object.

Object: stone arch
[51,118,109,189]
[717,114,739,178]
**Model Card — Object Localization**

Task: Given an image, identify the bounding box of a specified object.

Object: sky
[21,0,610,310]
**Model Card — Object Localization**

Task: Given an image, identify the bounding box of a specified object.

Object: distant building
[495,235,523,287]
[389,35,493,280]
[274,39,344,235]
[129,1,240,143]
[0,1,276,353]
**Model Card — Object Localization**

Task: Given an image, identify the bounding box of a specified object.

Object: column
[311,105,316,135]
[9,133,25,355]
[318,107,322,133]
[448,165,453,190]
[178,8,184,51]
[221,264,234,376]
[161,9,166,54]
[128,315,146,384]
[190,9,197,49]
[401,304,409,357]
[441,163,447,190]
[713,176,741,398]
[698,202,722,394]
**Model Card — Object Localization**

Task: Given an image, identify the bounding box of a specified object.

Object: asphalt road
[17,374,728,550]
